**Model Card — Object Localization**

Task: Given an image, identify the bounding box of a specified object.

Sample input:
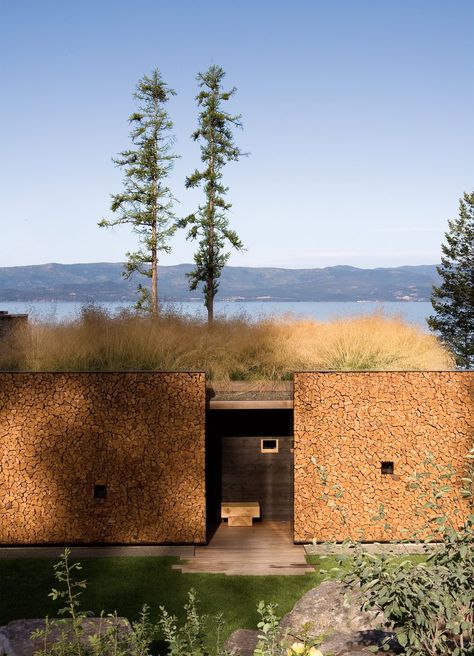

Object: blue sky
[1,0,473,269]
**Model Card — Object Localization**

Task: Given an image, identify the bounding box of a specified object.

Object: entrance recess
[206,406,294,538]
[221,432,293,521]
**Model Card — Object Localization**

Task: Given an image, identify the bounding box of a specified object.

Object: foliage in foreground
[31,550,155,656]
[0,307,453,377]
[321,448,474,656]
[31,550,324,656]
[428,190,474,369]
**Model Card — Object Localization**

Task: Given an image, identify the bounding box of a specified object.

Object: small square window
[261,439,279,453]
[94,484,107,499]
[381,461,394,475]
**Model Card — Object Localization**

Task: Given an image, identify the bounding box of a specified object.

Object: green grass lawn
[0,555,340,643]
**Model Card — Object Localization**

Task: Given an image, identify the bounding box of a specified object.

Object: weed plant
[30,550,325,656]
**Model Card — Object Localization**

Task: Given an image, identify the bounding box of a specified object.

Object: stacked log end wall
[0,373,206,545]
[294,372,473,542]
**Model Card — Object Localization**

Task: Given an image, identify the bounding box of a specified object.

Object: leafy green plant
[347,536,473,655]
[157,588,230,656]
[314,447,474,655]
[253,601,325,656]
[253,601,281,656]
[32,548,156,656]
[285,646,323,656]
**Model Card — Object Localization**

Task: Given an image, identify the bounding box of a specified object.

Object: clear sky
[1,0,473,269]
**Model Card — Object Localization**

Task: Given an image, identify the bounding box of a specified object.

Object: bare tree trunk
[207,285,214,323]
[151,237,158,316]
[207,147,215,324]
[151,95,159,316]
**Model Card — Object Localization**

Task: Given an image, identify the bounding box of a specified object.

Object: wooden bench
[221,502,261,527]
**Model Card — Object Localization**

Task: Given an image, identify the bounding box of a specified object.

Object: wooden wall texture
[221,436,293,521]
[293,371,474,542]
[0,372,206,544]
[2,371,472,545]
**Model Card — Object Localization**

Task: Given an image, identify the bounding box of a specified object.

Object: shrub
[31,549,156,656]
[253,601,323,656]
[157,588,229,656]
[316,448,474,655]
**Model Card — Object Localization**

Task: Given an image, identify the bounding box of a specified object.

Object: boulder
[279,580,383,638]
[225,581,398,656]
[317,629,398,655]
[224,628,259,656]
[0,617,131,656]
[279,581,396,655]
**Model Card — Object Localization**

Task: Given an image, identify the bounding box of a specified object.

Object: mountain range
[0,262,440,303]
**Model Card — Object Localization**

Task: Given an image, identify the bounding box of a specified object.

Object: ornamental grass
[0,305,453,379]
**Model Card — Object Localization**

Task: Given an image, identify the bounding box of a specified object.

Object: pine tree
[180,65,245,322]
[428,191,474,368]
[99,70,178,315]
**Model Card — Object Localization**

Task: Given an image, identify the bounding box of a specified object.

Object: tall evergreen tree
[428,191,474,368]
[180,65,245,322]
[99,70,178,315]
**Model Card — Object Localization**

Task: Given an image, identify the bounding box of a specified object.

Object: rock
[224,628,259,656]
[0,617,131,656]
[318,629,398,655]
[280,581,383,639]
[277,581,399,655]
[224,581,399,656]
[0,631,13,656]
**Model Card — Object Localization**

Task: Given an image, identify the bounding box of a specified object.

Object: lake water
[1,300,434,328]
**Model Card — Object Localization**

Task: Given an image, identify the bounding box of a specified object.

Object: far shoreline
[0,299,433,329]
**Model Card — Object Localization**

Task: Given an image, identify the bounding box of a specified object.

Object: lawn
[0,555,340,643]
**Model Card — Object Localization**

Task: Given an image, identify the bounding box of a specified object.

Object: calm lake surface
[2,300,433,328]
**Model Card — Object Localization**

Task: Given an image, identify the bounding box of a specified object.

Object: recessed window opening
[261,438,279,453]
[94,484,107,499]
[381,461,394,475]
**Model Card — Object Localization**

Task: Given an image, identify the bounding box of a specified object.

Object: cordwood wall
[0,373,206,545]
[294,372,473,542]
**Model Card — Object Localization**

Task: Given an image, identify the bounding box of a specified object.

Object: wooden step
[173,521,313,576]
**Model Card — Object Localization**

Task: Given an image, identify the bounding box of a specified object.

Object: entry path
[174,521,314,576]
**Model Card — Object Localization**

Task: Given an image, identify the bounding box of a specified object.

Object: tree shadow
[0,372,206,545]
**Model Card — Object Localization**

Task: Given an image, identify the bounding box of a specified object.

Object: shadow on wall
[0,372,206,545]
[293,371,474,543]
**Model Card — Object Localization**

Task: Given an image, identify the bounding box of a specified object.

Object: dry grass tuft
[0,306,453,379]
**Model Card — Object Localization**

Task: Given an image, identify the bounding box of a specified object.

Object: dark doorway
[206,409,293,539]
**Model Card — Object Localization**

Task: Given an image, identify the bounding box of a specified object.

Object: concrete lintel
[208,399,293,410]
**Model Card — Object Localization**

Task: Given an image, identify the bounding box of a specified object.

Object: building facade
[0,371,472,544]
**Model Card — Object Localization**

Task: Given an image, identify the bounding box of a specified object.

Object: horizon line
[0,261,440,272]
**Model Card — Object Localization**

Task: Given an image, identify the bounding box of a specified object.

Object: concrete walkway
[0,545,195,559]
[0,539,437,564]
[174,520,314,576]
[305,542,439,556]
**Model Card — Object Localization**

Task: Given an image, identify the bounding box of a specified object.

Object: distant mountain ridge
[0,262,440,302]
